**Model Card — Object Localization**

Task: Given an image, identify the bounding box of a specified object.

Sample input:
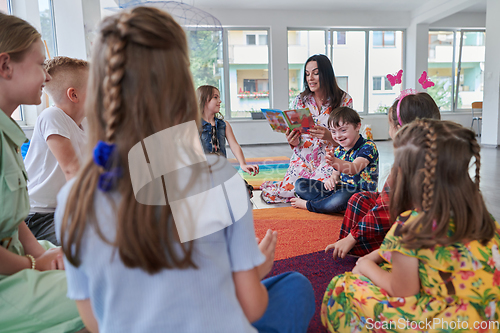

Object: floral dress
[322,210,500,333]
[260,93,353,203]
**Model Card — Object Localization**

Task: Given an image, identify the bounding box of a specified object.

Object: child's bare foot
[290,197,307,210]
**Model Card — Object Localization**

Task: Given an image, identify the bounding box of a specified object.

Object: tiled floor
[228,141,500,219]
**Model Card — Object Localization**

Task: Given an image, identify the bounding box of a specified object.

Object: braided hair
[62,7,199,272]
[389,119,495,249]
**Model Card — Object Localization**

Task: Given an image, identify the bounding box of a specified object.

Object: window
[369,31,403,113]
[373,31,395,47]
[288,29,404,114]
[38,0,57,59]
[228,29,270,118]
[258,34,268,45]
[336,31,346,45]
[246,34,256,45]
[188,29,225,116]
[427,29,485,111]
[287,30,327,107]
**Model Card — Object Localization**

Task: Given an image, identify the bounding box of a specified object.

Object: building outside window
[336,31,346,45]
[373,31,395,47]
[228,29,270,118]
[427,30,485,110]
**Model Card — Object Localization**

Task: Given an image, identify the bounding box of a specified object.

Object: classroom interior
[3,0,499,219]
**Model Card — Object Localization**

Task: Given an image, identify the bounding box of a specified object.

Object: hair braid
[470,138,481,190]
[103,23,128,143]
[421,120,438,212]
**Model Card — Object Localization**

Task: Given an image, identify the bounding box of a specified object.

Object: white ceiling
[186,0,486,12]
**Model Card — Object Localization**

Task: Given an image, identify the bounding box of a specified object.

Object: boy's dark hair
[328,106,361,128]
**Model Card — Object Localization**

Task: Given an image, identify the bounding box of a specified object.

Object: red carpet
[253,207,356,332]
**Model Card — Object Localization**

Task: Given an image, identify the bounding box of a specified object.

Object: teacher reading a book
[261,54,353,204]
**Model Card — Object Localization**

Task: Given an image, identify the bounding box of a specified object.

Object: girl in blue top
[56,7,314,333]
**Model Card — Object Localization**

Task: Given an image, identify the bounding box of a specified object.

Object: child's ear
[66,87,78,103]
[355,122,362,132]
[0,53,13,79]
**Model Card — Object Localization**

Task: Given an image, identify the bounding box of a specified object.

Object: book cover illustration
[261,108,314,134]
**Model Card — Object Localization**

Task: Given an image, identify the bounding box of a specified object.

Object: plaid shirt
[339,178,392,256]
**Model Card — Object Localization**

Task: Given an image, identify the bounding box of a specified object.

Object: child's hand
[285,128,301,147]
[309,125,332,141]
[35,247,65,271]
[241,164,259,176]
[325,234,357,260]
[325,148,337,166]
[324,176,337,191]
[256,229,278,280]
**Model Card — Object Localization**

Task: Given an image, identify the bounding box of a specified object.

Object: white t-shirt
[25,106,87,213]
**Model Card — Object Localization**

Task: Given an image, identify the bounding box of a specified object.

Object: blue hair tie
[93,141,122,192]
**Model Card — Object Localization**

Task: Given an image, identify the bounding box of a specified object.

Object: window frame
[223,27,272,120]
[428,28,486,112]
[288,28,406,115]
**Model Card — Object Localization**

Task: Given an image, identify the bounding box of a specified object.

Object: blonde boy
[24,56,88,245]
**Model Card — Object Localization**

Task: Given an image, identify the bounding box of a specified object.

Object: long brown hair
[197,85,223,120]
[300,54,346,109]
[390,119,495,249]
[61,7,199,273]
[0,13,41,61]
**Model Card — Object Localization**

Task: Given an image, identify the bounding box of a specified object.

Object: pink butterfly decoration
[418,71,435,89]
[386,69,403,87]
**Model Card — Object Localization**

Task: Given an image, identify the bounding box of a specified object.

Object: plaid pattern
[338,180,391,256]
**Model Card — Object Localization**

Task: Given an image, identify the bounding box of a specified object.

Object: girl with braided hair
[322,119,500,332]
[0,13,84,332]
[54,6,314,333]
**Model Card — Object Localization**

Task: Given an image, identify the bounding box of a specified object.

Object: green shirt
[0,109,29,252]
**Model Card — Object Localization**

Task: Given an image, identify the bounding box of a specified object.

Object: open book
[261,108,315,134]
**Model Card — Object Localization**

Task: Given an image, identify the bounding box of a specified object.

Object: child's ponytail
[421,121,438,212]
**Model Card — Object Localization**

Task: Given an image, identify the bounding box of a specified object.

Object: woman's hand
[309,125,333,142]
[241,164,259,176]
[256,229,278,280]
[285,128,301,147]
[35,247,65,271]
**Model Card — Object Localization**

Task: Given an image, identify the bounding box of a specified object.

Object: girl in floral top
[261,54,352,204]
[322,119,500,333]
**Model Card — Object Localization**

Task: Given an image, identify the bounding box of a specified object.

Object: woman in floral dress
[261,54,353,204]
[322,120,500,333]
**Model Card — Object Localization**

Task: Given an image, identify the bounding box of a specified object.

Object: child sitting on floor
[24,56,88,245]
[291,107,378,214]
[321,119,500,332]
[0,13,83,332]
[325,92,440,259]
[55,7,314,333]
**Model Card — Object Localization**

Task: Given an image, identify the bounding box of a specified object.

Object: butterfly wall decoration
[418,71,435,89]
[386,69,403,87]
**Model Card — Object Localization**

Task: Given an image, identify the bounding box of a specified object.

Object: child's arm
[233,268,269,323]
[324,170,340,191]
[233,229,277,323]
[76,299,99,333]
[325,150,369,176]
[325,233,357,259]
[225,121,259,176]
[354,251,420,297]
[46,134,80,181]
[0,223,65,275]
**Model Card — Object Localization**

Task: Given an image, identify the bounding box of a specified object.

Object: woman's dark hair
[300,54,346,109]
